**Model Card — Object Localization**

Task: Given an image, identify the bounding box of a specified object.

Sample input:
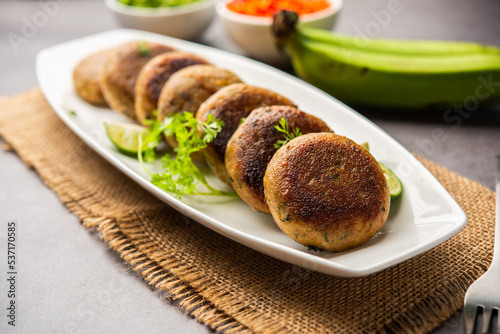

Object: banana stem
[272,10,299,54]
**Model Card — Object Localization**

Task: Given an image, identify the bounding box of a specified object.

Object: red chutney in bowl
[226,0,330,18]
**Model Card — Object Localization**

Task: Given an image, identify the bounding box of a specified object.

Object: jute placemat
[0,89,496,334]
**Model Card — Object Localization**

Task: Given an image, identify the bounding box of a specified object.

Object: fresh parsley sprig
[274,117,302,149]
[138,112,236,199]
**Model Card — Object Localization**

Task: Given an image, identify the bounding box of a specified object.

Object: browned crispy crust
[226,106,332,213]
[99,41,174,119]
[73,49,114,106]
[135,52,210,124]
[263,133,390,252]
[196,83,295,184]
[157,65,242,150]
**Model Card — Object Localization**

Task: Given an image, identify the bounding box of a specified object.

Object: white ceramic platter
[37,29,467,277]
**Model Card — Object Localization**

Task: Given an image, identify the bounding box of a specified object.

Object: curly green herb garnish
[138,112,236,199]
[274,117,302,149]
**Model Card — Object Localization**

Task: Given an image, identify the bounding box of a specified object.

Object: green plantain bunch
[272,11,500,110]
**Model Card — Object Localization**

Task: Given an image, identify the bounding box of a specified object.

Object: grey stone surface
[0,0,499,333]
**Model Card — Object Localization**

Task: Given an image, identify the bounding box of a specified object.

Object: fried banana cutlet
[73,48,114,106]
[264,133,390,252]
[158,65,242,148]
[226,106,332,213]
[100,41,174,119]
[135,52,210,124]
[196,83,294,184]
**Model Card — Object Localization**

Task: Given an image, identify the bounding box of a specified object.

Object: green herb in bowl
[106,0,215,40]
[117,0,201,8]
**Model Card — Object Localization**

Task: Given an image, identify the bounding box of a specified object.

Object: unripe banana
[273,11,500,110]
[300,28,500,56]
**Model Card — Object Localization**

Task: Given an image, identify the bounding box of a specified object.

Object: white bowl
[216,0,342,64]
[105,0,216,40]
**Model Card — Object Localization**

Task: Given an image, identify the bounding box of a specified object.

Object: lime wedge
[378,162,403,200]
[105,122,147,156]
[360,142,370,152]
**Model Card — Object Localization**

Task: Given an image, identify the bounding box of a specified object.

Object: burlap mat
[0,89,496,334]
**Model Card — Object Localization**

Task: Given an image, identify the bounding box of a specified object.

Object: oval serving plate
[36,29,466,277]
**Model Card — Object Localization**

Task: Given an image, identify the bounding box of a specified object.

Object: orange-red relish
[226,0,330,18]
